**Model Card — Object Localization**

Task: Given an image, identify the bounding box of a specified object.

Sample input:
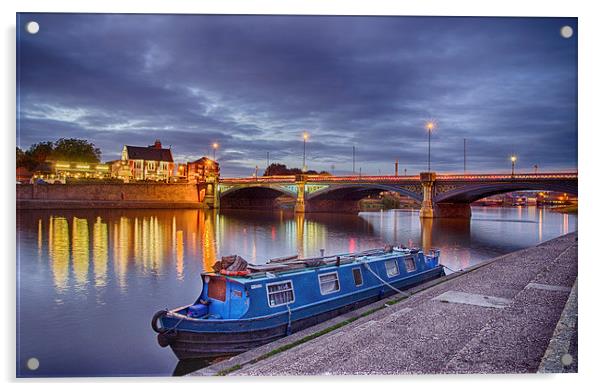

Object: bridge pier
[294,175,306,214]
[419,172,436,218]
[200,174,220,209]
[419,172,472,219]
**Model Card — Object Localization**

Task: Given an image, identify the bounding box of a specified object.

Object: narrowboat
[151,246,444,360]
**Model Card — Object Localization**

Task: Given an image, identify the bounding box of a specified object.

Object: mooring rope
[360,260,411,298]
[161,310,185,334]
[440,264,461,273]
[285,304,293,335]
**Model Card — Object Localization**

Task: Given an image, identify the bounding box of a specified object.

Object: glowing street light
[511,155,517,176]
[424,120,437,172]
[302,131,309,172]
[212,142,219,161]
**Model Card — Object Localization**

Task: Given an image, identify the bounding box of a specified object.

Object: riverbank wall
[16,183,203,209]
[191,232,578,376]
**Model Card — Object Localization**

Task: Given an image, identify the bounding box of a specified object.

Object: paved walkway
[230,232,577,375]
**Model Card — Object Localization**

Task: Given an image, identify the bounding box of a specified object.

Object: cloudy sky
[17,14,577,176]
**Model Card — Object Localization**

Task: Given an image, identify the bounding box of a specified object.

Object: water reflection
[17,206,577,377]
[32,207,579,295]
[93,217,108,288]
[49,216,69,293]
[72,217,89,288]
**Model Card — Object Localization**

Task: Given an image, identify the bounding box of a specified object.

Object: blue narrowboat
[151,246,444,360]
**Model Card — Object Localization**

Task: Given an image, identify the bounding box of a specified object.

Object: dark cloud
[17,14,577,176]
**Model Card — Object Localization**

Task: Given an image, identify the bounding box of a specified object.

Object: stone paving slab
[230,232,577,376]
[432,291,512,308]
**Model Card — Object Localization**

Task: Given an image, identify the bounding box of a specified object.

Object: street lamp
[302,131,309,172]
[511,155,517,176]
[212,142,219,161]
[425,120,437,172]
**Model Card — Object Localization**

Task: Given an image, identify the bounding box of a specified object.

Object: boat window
[319,272,340,295]
[404,256,417,272]
[352,268,363,286]
[266,280,295,307]
[385,259,400,277]
[207,277,227,301]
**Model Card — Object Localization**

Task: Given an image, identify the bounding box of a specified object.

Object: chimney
[154,139,162,149]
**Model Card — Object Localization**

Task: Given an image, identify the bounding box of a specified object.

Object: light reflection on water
[16,206,576,377]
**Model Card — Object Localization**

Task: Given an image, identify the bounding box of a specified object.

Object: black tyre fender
[157,332,171,347]
[151,310,168,333]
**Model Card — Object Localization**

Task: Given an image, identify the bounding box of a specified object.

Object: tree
[16,138,102,171]
[263,163,330,176]
[263,163,288,176]
[51,138,101,162]
[16,147,29,168]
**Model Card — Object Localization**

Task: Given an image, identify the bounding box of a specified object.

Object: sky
[16,14,577,177]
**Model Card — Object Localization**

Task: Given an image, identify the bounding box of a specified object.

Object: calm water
[16,206,576,377]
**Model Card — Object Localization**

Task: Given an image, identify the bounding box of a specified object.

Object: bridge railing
[220,175,296,184]
[436,173,578,181]
[220,172,577,183]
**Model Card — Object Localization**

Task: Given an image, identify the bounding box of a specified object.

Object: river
[16,206,576,377]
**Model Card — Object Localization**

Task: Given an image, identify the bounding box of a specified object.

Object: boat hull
[161,265,445,360]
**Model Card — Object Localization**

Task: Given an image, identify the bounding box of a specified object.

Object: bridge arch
[435,182,578,204]
[305,183,422,213]
[219,184,297,210]
[220,184,297,199]
[307,183,423,202]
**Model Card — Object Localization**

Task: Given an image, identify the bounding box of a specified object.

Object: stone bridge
[210,172,577,218]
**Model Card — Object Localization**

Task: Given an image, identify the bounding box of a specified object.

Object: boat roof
[205,247,437,283]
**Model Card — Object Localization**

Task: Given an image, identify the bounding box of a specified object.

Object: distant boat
[151,246,444,360]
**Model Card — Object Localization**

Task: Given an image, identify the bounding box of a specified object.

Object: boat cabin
[184,247,440,321]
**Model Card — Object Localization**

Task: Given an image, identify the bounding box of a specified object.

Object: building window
[318,272,340,295]
[147,161,155,170]
[385,259,400,277]
[404,256,417,272]
[134,160,142,170]
[266,280,295,307]
[352,268,363,286]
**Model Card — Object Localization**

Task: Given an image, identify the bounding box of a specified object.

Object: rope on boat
[360,260,411,298]
[286,304,293,336]
[441,264,462,273]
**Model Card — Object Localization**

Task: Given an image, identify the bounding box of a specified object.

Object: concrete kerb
[190,232,577,376]
[538,278,578,373]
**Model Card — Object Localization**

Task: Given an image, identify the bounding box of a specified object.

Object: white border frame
[4,1,600,388]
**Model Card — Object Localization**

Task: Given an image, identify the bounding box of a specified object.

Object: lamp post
[212,142,219,161]
[425,121,436,172]
[534,164,538,174]
[302,132,309,172]
[511,155,517,177]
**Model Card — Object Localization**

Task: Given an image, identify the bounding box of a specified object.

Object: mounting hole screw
[26,21,40,34]
[561,353,573,366]
[27,357,40,371]
[560,25,573,39]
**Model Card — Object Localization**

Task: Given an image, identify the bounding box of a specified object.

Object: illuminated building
[120,139,175,181]
[186,157,220,183]
[107,159,132,182]
[34,160,111,182]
